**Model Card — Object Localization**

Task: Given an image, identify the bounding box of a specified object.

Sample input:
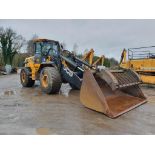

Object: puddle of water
[4,90,15,95]
[36,128,49,135]
[3,103,27,107]
[36,128,59,135]
[3,90,16,96]
[33,90,45,96]
[20,82,72,97]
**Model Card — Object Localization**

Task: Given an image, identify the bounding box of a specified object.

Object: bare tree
[0,27,25,66]
[72,43,78,55]
[0,49,3,66]
[27,34,39,55]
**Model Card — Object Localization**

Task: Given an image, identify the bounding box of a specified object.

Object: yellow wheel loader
[20,39,146,118]
[120,46,155,84]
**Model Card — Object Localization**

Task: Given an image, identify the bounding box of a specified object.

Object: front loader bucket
[80,69,147,118]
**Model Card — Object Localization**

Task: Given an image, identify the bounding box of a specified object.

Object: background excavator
[120,46,155,85]
[20,39,146,118]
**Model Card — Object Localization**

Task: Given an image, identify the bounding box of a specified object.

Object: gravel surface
[0,74,155,135]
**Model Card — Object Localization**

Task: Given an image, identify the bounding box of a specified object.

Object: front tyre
[20,68,35,87]
[40,67,62,94]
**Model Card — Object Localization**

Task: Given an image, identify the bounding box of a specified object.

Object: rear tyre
[40,67,62,94]
[20,68,35,87]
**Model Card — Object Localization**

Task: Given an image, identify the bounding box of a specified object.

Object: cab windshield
[35,41,59,56]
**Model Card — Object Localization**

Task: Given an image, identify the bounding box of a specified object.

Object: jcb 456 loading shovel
[80,69,147,118]
[21,38,146,119]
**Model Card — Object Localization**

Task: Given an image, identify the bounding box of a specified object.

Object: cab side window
[35,43,42,54]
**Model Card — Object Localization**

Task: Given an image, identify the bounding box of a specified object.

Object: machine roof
[33,38,59,44]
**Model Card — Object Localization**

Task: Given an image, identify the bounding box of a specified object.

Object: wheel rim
[21,71,26,83]
[41,73,48,88]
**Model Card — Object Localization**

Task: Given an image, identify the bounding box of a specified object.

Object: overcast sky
[0,19,155,61]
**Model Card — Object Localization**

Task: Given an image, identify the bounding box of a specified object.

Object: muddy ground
[0,74,155,135]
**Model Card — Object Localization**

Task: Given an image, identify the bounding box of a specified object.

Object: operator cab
[33,39,61,63]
